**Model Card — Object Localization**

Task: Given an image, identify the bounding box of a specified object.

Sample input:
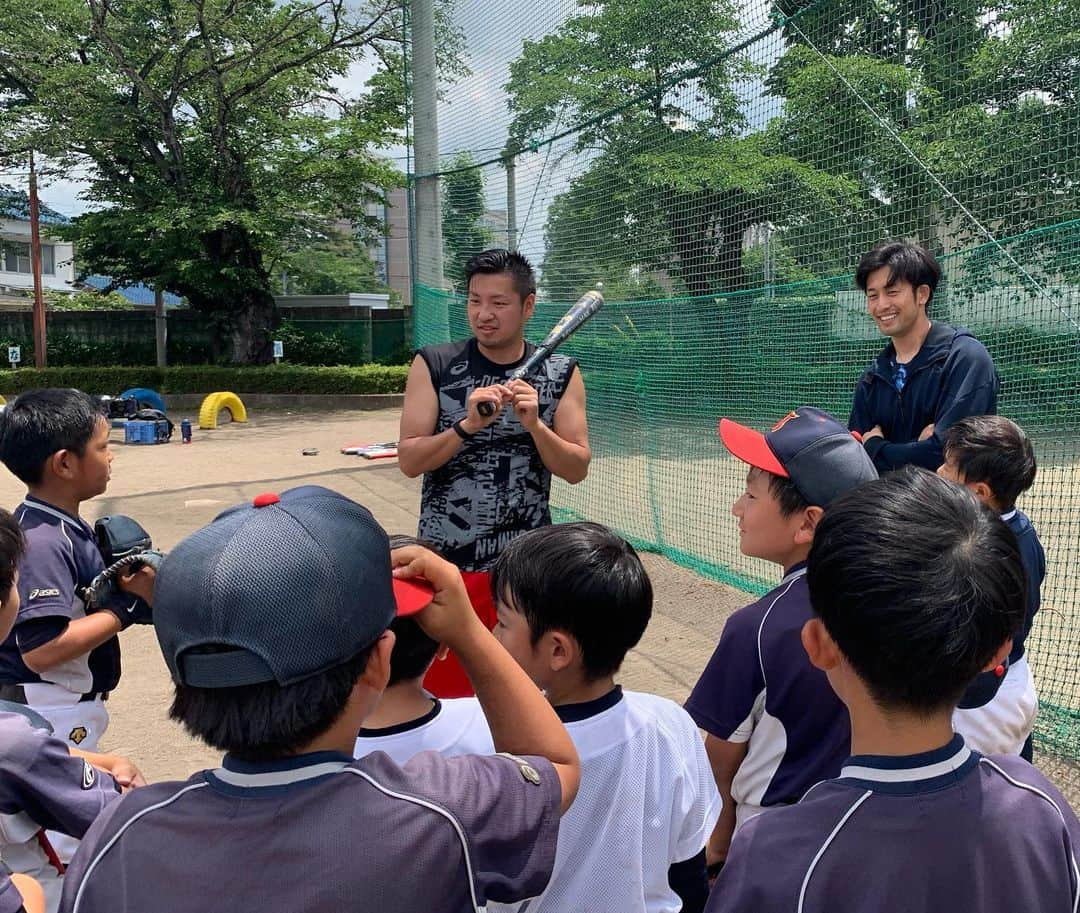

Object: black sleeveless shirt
[416,338,577,571]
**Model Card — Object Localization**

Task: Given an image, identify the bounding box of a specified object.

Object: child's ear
[361,630,396,691]
[547,630,577,674]
[801,618,842,672]
[793,506,824,546]
[981,638,1013,673]
[435,644,450,662]
[49,449,77,481]
[968,481,994,504]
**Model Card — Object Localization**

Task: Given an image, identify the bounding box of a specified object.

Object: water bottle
[180,418,192,444]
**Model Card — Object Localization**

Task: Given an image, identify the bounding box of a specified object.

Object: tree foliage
[506,0,855,296]
[442,153,494,291]
[0,0,462,362]
[770,0,1079,281]
[505,0,1078,299]
[276,226,389,297]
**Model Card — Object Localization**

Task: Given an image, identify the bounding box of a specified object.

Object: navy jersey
[957,508,1046,710]
[61,749,561,913]
[1004,508,1045,662]
[684,565,850,823]
[0,876,20,913]
[417,338,577,571]
[0,707,120,838]
[0,498,122,695]
[0,707,122,912]
[709,736,1080,912]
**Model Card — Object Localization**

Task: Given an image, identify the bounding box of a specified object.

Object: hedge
[0,364,409,396]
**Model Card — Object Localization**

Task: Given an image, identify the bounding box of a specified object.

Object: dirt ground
[0,407,1074,803]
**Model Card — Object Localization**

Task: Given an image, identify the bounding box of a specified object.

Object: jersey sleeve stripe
[979,759,1080,912]
[796,790,873,913]
[345,768,483,913]
[70,783,209,913]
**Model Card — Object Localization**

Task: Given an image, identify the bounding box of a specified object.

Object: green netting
[410,0,1080,757]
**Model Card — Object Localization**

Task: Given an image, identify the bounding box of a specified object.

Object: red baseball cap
[393,577,436,617]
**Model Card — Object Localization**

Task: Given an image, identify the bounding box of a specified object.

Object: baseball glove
[83,516,164,626]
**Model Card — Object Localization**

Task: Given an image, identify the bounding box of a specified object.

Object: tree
[442,153,494,291]
[506,0,855,296]
[768,0,1079,281]
[0,0,463,362]
[276,227,390,297]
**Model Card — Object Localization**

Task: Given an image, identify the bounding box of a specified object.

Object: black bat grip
[474,351,544,419]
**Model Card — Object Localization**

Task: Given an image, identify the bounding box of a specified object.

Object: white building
[0,187,76,294]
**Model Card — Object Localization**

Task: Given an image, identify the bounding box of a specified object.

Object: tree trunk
[229,288,278,364]
[198,223,278,364]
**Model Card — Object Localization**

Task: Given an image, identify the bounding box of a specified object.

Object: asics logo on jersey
[82,760,96,789]
[28,588,60,600]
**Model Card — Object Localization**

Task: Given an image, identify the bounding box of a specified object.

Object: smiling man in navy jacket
[848,241,999,471]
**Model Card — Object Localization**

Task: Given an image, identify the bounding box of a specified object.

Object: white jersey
[953,656,1038,756]
[492,688,721,913]
[353,696,494,765]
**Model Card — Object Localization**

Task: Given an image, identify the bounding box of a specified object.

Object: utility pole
[763,222,775,301]
[505,153,518,252]
[409,0,444,291]
[154,284,167,367]
[28,153,47,368]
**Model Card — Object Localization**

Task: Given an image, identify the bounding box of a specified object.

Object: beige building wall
[380,187,412,307]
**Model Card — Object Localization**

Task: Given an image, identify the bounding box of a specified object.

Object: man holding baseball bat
[399,249,590,696]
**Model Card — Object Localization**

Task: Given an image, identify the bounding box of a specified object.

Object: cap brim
[718,418,789,478]
[393,577,435,617]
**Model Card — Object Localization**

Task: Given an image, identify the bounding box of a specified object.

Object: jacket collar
[870,321,963,380]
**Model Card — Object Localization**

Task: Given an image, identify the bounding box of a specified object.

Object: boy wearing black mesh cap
[60,486,580,913]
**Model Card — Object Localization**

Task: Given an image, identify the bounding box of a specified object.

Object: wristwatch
[452,419,475,440]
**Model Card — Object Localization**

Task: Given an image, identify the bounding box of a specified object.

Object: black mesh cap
[154,486,420,688]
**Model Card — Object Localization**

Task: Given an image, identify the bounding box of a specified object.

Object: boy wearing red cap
[684,408,877,875]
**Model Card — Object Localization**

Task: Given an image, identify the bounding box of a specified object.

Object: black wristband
[452,419,475,441]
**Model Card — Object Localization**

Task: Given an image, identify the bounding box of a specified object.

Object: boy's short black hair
[855,241,942,309]
[491,522,652,681]
[464,248,537,303]
[386,534,440,686]
[0,510,25,596]
[749,467,811,518]
[170,643,375,762]
[0,388,103,485]
[944,415,1036,511]
[807,466,1026,715]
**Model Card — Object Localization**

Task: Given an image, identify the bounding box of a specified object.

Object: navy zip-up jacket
[848,322,999,471]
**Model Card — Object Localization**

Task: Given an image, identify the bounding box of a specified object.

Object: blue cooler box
[124,420,170,445]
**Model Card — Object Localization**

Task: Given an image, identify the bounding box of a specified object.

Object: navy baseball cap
[719,407,878,507]
[154,485,434,688]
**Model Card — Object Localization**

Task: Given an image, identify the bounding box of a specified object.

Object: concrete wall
[275,293,391,309]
